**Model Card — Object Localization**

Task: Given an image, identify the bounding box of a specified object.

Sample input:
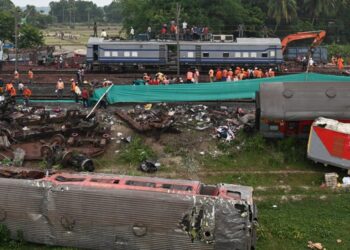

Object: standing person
[93,22,98,37]
[23,86,32,106]
[186,69,193,83]
[70,79,77,96]
[130,27,135,39]
[337,56,344,71]
[56,78,64,98]
[59,55,64,69]
[147,26,152,39]
[81,87,89,107]
[74,84,81,103]
[80,67,85,83]
[17,81,24,95]
[222,68,228,81]
[28,69,34,84]
[10,87,16,106]
[14,70,20,84]
[215,68,222,82]
[194,68,200,83]
[100,29,107,38]
[76,69,81,84]
[208,68,214,82]
[5,82,13,95]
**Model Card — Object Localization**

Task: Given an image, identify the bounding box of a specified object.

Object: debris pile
[0,106,111,170]
[116,103,255,140]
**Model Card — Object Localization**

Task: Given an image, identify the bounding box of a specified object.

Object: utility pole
[176,3,181,77]
[14,11,19,72]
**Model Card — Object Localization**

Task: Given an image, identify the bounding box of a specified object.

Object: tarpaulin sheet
[92,73,350,104]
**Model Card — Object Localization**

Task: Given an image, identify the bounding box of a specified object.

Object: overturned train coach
[86,37,283,71]
[256,81,350,138]
[0,168,257,250]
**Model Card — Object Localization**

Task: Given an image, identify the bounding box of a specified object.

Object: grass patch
[200,132,318,172]
[257,194,350,249]
[202,172,325,187]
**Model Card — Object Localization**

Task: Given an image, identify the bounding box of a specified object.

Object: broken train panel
[308,117,350,171]
[0,170,257,250]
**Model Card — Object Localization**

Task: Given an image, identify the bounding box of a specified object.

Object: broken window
[90,178,119,184]
[125,180,156,188]
[55,176,85,182]
[161,184,192,191]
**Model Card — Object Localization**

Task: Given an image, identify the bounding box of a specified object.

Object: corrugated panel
[0,178,254,250]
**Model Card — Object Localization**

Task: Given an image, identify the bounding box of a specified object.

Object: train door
[159,45,166,65]
[93,45,99,61]
[195,45,201,65]
[167,44,177,65]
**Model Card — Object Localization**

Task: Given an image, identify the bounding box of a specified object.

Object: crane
[281,30,326,54]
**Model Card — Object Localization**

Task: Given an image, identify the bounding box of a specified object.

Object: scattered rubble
[139,160,160,173]
[115,103,255,140]
[0,105,111,170]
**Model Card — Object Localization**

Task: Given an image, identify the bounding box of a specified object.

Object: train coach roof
[87,37,282,46]
[259,82,350,120]
[236,38,281,45]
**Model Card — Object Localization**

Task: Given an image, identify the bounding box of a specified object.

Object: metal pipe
[86,84,114,119]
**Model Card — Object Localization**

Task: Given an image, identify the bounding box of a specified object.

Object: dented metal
[0,168,257,249]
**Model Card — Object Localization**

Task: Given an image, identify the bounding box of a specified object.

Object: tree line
[1,0,350,49]
[48,0,350,43]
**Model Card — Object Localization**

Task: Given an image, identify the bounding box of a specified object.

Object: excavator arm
[281,30,326,54]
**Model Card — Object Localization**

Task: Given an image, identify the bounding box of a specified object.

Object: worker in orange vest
[215,68,222,82]
[337,56,344,71]
[23,86,32,106]
[5,82,14,95]
[28,69,34,84]
[186,69,193,83]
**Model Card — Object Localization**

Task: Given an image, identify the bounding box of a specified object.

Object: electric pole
[176,3,181,77]
[14,11,19,72]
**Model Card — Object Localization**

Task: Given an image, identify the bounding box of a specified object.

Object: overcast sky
[11,0,113,7]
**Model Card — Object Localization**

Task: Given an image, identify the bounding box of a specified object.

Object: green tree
[303,0,336,24]
[104,0,123,23]
[0,10,15,41]
[18,25,44,48]
[267,0,297,32]
[0,0,15,10]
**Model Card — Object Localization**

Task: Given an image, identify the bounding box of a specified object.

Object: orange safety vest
[23,88,32,97]
[216,70,222,80]
[71,81,76,91]
[6,83,13,92]
[10,87,16,97]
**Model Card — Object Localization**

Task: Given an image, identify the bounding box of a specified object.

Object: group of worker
[0,69,34,106]
[208,67,275,82]
[56,78,90,107]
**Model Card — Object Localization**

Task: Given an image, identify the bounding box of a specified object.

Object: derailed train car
[0,168,257,250]
[256,82,350,138]
[86,37,283,71]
